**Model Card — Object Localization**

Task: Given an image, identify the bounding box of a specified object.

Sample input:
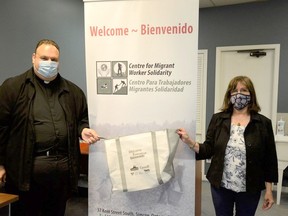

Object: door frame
[197,50,207,144]
[197,50,208,180]
[215,44,280,132]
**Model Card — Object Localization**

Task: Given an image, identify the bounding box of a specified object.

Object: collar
[219,111,261,123]
[25,67,69,93]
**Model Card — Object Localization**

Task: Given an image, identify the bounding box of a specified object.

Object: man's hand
[81,128,100,144]
[0,165,6,184]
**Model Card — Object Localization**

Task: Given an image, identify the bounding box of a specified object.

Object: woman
[177,76,278,216]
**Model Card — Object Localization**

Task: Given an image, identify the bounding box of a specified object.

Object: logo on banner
[96,61,128,95]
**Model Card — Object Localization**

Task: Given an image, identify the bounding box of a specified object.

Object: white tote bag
[105,129,179,192]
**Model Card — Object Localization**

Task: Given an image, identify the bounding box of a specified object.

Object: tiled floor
[201,180,288,216]
[1,181,287,216]
[70,181,288,216]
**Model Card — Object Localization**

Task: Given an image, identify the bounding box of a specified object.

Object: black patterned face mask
[230,93,251,110]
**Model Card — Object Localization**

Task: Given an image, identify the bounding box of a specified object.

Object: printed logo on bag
[130,165,150,176]
[130,165,138,171]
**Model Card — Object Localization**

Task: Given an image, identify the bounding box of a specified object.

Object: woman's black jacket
[197,111,278,193]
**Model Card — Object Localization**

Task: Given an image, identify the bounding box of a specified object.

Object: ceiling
[199,0,267,8]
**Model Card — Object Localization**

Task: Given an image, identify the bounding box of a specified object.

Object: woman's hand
[262,183,274,210]
[176,128,199,153]
[176,128,191,144]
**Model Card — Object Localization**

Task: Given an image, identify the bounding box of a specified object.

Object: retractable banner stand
[83,0,199,215]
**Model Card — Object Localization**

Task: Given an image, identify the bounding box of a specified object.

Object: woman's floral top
[221,124,246,192]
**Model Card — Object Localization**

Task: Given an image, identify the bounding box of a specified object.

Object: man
[0,39,100,215]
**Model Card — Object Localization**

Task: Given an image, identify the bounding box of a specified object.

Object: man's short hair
[35,39,60,53]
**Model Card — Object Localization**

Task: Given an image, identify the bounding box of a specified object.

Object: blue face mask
[230,93,251,110]
[37,61,58,78]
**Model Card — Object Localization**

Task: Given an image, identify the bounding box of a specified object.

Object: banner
[83,0,199,215]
